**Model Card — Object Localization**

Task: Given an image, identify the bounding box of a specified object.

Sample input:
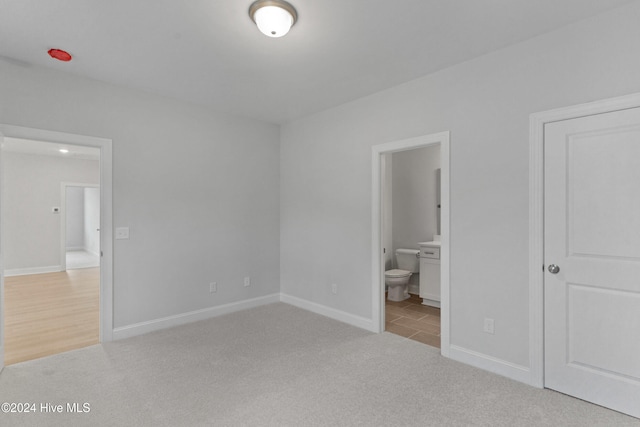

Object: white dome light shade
[255,6,292,37]
[249,0,298,38]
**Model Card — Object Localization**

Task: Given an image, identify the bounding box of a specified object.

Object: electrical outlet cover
[115,227,130,239]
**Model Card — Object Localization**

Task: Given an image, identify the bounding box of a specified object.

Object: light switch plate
[115,227,130,239]
[483,318,495,334]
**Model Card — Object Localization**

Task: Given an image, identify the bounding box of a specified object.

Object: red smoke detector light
[48,49,72,62]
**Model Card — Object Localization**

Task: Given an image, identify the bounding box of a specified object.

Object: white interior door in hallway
[544,107,640,418]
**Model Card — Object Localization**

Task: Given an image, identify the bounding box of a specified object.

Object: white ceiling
[0,0,635,124]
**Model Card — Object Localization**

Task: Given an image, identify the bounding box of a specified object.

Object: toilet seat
[385,269,411,278]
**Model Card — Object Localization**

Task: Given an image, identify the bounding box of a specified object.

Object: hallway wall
[1,152,98,275]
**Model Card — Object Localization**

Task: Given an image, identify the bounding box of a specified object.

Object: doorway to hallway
[3,268,99,365]
[0,124,114,370]
[1,139,100,365]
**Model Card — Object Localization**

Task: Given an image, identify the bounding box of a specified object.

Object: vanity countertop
[418,241,441,247]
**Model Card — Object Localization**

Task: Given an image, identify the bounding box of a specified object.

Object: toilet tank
[395,249,420,272]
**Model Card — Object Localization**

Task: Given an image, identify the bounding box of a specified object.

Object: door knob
[548,264,560,274]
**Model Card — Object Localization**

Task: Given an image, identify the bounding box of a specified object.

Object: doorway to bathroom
[371,131,450,356]
[383,145,441,348]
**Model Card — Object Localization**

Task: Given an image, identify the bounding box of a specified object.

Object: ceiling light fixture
[59,148,69,153]
[249,0,297,38]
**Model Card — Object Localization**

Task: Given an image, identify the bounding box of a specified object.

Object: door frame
[371,131,450,357]
[60,182,100,271]
[0,124,114,371]
[529,91,640,388]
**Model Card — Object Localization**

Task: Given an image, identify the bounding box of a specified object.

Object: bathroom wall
[390,145,440,293]
[382,153,393,270]
[392,145,441,253]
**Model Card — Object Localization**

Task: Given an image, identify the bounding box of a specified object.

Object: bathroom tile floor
[385,293,441,349]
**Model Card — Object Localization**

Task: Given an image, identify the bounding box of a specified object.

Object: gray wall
[66,186,86,250]
[0,60,281,329]
[84,187,100,256]
[392,145,441,254]
[1,152,99,271]
[65,185,100,255]
[280,3,640,369]
[382,153,393,270]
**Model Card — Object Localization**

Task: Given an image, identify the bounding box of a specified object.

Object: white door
[544,107,640,418]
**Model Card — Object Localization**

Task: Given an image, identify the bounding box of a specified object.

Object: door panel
[568,125,640,259]
[568,284,640,379]
[544,107,640,418]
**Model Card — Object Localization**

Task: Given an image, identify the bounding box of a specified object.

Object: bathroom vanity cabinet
[419,241,441,307]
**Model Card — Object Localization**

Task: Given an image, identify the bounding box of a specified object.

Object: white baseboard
[105,292,534,389]
[448,344,533,385]
[84,248,100,257]
[421,299,441,308]
[280,293,376,332]
[66,247,99,256]
[113,293,280,340]
[4,265,62,277]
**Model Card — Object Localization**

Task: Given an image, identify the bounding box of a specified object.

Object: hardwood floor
[385,293,441,348]
[4,268,99,365]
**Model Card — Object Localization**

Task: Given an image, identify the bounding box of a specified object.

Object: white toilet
[385,248,420,301]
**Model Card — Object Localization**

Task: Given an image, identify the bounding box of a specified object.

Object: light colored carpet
[66,250,99,270]
[0,303,637,426]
